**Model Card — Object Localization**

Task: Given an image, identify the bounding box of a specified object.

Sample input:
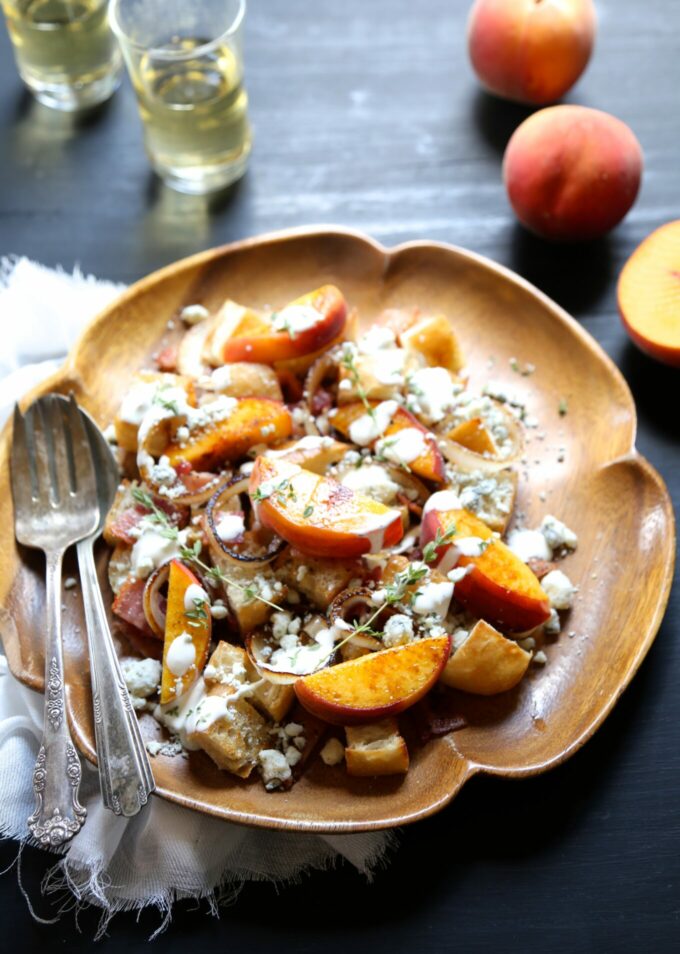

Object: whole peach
[467,0,597,105]
[503,106,643,242]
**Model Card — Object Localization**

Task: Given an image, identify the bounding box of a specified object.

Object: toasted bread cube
[205,640,295,724]
[113,371,196,451]
[274,549,360,611]
[107,544,132,595]
[211,362,283,401]
[399,314,464,373]
[336,351,422,404]
[189,692,269,778]
[190,642,269,777]
[345,719,410,777]
[214,557,285,633]
[440,619,531,695]
[445,468,517,534]
[244,656,295,722]
[203,640,250,691]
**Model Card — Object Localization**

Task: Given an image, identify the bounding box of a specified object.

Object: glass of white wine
[110,0,251,195]
[1,0,122,111]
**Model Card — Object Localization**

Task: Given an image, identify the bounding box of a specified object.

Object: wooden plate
[0,227,674,833]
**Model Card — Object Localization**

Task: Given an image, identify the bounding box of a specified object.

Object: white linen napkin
[0,257,395,932]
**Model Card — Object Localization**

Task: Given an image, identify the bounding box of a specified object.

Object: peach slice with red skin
[160,560,212,704]
[220,285,348,364]
[421,507,550,633]
[617,220,680,367]
[331,402,446,484]
[249,456,403,559]
[163,398,292,471]
[295,635,452,726]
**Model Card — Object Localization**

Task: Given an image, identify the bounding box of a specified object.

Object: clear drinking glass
[1,0,122,111]
[109,0,251,195]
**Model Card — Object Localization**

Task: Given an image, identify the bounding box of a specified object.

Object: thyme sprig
[179,540,284,613]
[422,524,457,564]
[340,344,375,420]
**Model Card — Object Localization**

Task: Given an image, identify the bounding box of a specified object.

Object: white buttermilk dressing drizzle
[166,632,196,678]
[272,305,324,336]
[348,400,398,446]
[372,348,407,384]
[340,464,400,505]
[407,366,459,423]
[210,365,232,390]
[130,524,189,578]
[215,513,245,542]
[375,427,427,465]
[356,326,397,354]
[184,583,209,613]
[412,580,454,619]
[422,490,462,519]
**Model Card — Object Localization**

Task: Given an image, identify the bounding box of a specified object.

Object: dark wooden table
[0,1,678,950]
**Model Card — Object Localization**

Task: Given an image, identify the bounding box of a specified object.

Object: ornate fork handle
[28,550,87,847]
[77,537,155,816]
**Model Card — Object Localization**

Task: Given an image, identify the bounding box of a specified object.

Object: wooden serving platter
[0,227,674,832]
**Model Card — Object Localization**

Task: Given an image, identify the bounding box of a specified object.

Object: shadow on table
[470,88,535,156]
[508,223,614,318]
[618,342,679,443]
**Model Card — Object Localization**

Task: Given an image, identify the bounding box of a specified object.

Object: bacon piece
[112,578,157,639]
[104,481,189,547]
[155,344,179,372]
[527,558,558,580]
[411,696,467,745]
[311,386,333,416]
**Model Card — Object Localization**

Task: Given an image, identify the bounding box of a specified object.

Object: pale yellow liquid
[3,0,118,89]
[133,37,251,189]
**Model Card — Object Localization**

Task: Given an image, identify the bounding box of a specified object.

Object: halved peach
[164,398,292,471]
[331,402,445,483]
[248,456,403,558]
[421,507,550,633]
[618,220,680,367]
[295,635,451,725]
[160,560,212,704]
[220,285,348,364]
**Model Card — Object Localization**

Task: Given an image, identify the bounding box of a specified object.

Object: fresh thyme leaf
[558,398,568,416]
[303,504,314,519]
[179,544,284,613]
[340,345,376,420]
[422,525,457,564]
[131,486,178,536]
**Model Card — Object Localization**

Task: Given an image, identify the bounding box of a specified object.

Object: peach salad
[105,285,578,790]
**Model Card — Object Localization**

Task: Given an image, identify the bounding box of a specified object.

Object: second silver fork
[11,395,99,847]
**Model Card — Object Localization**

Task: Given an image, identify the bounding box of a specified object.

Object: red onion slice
[142,563,170,638]
[206,475,285,567]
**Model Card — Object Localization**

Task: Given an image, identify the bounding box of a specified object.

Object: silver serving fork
[11,394,99,847]
[76,407,155,816]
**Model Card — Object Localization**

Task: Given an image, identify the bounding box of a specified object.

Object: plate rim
[2,225,675,832]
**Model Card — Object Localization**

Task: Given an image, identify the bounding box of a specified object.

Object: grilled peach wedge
[421,502,550,633]
[163,398,292,471]
[218,285,348,365]
[295,635,451,725]
[160,560,212,704]
[249,456,403,558]
[331,402,446,483]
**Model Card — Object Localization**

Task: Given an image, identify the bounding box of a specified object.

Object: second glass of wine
[109,0,251,195]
